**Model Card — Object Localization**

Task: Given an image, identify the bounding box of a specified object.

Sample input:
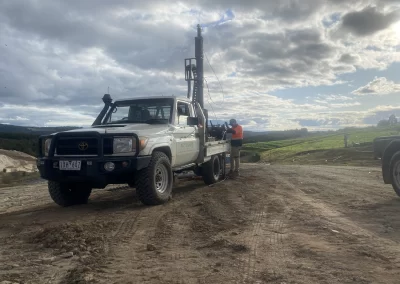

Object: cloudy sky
[0,0,399,131]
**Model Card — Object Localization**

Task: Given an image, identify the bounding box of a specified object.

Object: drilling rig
[37,24,231,207]
[185,25,228,142]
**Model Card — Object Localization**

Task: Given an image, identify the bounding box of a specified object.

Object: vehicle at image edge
[36,25,231,207]
[373,135,400,197]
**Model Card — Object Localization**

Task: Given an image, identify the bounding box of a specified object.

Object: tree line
[377,114,398,127]
[243,128,309,143]
[0,133,39,156]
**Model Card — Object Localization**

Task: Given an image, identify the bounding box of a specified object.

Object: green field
[243,126,400,166]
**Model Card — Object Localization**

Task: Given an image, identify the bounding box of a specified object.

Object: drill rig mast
[185,24,228,141]
[185,24,204,108]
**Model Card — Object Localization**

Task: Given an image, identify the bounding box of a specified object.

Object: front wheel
[390,151,400,197]
[136,151,173,205]
[48,181,92,207]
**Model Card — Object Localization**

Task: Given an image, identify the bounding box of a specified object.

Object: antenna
[107,86,110,94]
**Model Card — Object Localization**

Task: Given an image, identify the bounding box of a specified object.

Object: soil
[0,149,37,173]
[0,164,400,283]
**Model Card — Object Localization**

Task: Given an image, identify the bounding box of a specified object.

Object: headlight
[44,138,52,156]
[112,136,149,154]
[113,137,134,154]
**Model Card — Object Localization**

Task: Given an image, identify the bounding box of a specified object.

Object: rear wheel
[202,154,224,185]
[48,181,92,207]
[136,151,173,205]
[390,151,400,197]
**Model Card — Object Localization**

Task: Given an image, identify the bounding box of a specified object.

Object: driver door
[173,101,199,166]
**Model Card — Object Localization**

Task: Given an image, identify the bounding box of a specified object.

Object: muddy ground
[1,164,400,284]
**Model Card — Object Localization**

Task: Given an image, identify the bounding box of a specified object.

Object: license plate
[59,160,81,171]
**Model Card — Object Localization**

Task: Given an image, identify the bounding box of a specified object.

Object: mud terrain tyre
[48,181,92,207]
[136,151,173,205]
[202,155,222,185]
[390,151,400,197]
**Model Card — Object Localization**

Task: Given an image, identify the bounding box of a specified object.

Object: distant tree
[300,128,308,136]
[388,114,398,125]
[377,119,390,127]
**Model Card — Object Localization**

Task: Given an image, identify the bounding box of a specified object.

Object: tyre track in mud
[269,165,400,283]
[91,184,210,284]
[148,207,193,283]
[42,186,140,284]
[185,167,295,284]
[233,170,293,284]
[0,185,136,284]
[88,168,276,284]
[2,164,400,283]
[238,206,266,283]
[61,188,151,283]
[95,209,159,283]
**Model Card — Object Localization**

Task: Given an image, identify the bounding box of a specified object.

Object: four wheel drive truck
[36,25,231,207]
[373,135,400,197]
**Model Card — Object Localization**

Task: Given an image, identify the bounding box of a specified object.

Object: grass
[242,126,400,166]
[0,171,40,188]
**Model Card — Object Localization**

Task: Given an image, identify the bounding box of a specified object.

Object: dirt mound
[28,222,114,257]
[0,149,37,173]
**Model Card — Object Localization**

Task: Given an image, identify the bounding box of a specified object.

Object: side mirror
[187,116,199,126]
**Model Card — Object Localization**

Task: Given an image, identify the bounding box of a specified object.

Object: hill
[0,124,80,134]
[0,133,39,157]
[243,125,400,166]
[0,124,82,156]
[243,128,311,143]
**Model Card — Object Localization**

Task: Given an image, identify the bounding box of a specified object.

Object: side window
[176,102,190,125]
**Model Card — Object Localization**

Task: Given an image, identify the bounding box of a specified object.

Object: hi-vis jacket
[227,124,243,147]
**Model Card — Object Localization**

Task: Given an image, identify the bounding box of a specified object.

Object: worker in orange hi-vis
[226,119,243,177]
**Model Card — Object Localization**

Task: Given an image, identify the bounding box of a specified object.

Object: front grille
[103,137,113,155]
[56,137,98,155]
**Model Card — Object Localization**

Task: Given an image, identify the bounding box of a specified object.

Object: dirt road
[1,164,400,284]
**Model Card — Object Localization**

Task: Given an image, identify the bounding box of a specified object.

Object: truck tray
[205,141,230,157]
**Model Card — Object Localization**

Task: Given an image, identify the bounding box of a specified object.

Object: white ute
[37,25,231,206]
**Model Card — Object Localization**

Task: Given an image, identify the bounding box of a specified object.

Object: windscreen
[103,98,174,125]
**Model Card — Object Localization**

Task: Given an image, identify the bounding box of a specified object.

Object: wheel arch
[152,146,172,162]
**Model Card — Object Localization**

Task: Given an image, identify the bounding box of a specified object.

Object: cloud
[338,5,400,37]
[292,106,400,130]
[0,0,400,131]
[0,104,97,127]
[339,53,361,64]
[362,104,400,124]
[351,77,400,95]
